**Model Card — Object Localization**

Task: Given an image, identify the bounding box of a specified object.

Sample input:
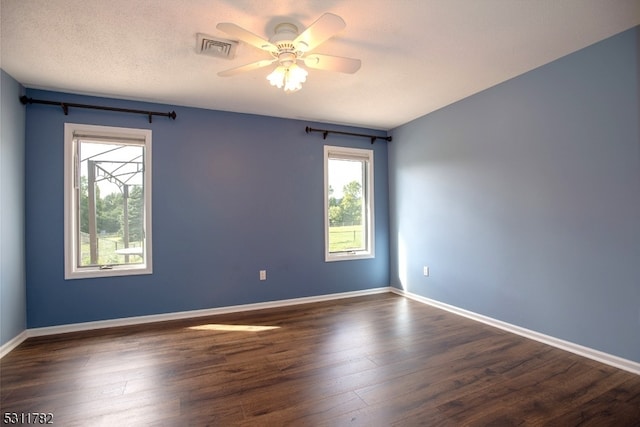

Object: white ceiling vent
[196,33,238,59]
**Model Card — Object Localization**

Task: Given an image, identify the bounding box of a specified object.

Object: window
[324,145,374,261]
[64,123,152,279]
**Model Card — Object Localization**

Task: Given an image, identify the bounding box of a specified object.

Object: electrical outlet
[259,270,267,281]
[423,266,429,277]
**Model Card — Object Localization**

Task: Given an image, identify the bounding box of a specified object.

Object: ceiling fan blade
[303,54,361,74]
[216,22,278,53]
[294,13,346,52]
[218,59,276,77]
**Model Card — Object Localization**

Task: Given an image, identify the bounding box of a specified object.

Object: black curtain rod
[20,96,176,123]
[305,126,392,144]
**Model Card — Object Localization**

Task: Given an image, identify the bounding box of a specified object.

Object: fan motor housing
[270,23,300,51]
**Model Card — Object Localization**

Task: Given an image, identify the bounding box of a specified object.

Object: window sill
[325,252,374,262]
[65,266,152,280]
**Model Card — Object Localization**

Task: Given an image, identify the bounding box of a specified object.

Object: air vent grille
[197,33,238,59]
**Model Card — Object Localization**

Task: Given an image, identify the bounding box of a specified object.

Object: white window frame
[64,123,152,279]
[324,145,375,262]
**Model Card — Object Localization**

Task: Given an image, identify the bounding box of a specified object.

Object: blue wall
[1,70,27,347]
[24,90,389,328]
[389,27,640,362]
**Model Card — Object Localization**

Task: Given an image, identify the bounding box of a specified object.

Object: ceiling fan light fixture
[266,66,286,88]
[217,13,358,92]
[267,63,308,93]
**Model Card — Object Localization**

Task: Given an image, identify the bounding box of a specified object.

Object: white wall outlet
[259,270,267,281]
[423,266,429,276]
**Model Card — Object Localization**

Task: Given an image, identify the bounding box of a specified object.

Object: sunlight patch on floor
[187,324,280,332]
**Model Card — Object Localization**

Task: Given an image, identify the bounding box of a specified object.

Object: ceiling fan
[216,13,361,92]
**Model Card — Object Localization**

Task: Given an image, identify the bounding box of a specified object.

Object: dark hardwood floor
[1,293,639,426]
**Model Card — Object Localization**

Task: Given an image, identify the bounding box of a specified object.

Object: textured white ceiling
[1,0,638,130]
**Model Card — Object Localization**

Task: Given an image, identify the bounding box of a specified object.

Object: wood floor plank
[236,391,368,426]
[2,293,639,425]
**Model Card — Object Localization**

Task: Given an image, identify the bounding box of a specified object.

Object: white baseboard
[0,330,28,359]
[25,287,391,338]
[390,287,640,375]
